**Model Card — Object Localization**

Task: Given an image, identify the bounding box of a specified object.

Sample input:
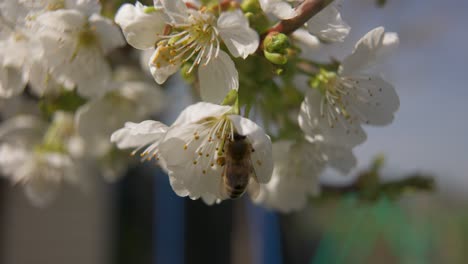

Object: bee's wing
[247,168,260,200]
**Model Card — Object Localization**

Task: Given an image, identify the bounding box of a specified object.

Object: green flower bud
[264,50,288,65]
[241,0,262,13]
[245,12,270,34]
[264,32,290,54]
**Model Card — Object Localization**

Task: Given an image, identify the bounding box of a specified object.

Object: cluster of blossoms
[0,0,166,206]
[1,0,399,212]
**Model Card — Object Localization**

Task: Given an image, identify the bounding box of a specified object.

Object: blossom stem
[267,0,334,35]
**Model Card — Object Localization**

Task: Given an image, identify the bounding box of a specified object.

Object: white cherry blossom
[115,0,259,103]
[158,103,272,204]
[299,27,399,147]
[0,5,42,98]
[253,139,355,212]
[0,114,84,207]
[35,9,125,97]
[111,102,273,204]
[0,0,107,98]
[76,81,166,157]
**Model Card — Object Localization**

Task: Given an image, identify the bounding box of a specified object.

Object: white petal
[344,75,399,126]
[172,102,231,126]
[35,10,113,97]
[198,50,238,104]
[111,120,169,149]
[114,3,166,50]
[65,0,102,17]
[27,60,61,97]
[160,0,188,24]
[0,144,28,176]
[116,81,167,115]
[159,123,223,200]
[259,0,297,20]
[75,100,129,156]
[322,144,356,174]
[298,89,367,148]
[306,0,350,42]
[24,175,60,207]
[36,9,87,32]
[149,46,182,84]
[0,115,46,144]
[217,10,259,59]
[0,66,27,98]
[229,115,273,183]
[89,14,125,54]
[340,27,399,76]
[78,80,166,155]
[291,29,321,49]
[253,140,323,213]
[65,51,113,98]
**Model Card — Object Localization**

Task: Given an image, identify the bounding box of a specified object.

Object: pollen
[217,157,226,166]
[256,160,262,166]
[184,144,188,150]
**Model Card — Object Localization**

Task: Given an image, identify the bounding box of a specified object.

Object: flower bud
[264,32,290,54]
[264,50,288,65]
[241,0,262,13]
[263,32,290,65]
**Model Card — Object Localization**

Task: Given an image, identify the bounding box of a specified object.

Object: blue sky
[327,0,468,197]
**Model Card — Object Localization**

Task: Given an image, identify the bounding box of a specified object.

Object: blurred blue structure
[154,169,185,264]
[247,202,283,264]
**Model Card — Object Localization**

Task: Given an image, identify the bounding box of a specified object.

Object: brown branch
[267,0,332,35]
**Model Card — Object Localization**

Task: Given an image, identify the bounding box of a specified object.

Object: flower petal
[0,66,27,98]
[344,75,399,126]
[253,140,323,213]
[306,0,350,42]
[198,50,238,104]
[24,174,61,208]
[298,89,367,148]
[217,10,259,59]
[172,102,231,126]
[259,0,297,20]
[149,46,182,84]
[322,144,356,174]
[36,9,86,32]
[340,27,399,76]
[291,29,321,49]
[111,120,169,149]
[65,0,102,17]
[90,14,126,54]
[229,115,273,183]
[114,3,166,50]
[159,123,223,200]
[160,0,188,24]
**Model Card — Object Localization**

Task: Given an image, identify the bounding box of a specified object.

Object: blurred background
[1,0,468,263]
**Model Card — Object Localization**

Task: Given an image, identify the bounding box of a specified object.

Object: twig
[267,0,332,35]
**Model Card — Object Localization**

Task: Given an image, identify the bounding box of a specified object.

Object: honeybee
[220,133,259,199]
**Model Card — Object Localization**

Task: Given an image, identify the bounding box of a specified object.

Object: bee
[220,133,259,199]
